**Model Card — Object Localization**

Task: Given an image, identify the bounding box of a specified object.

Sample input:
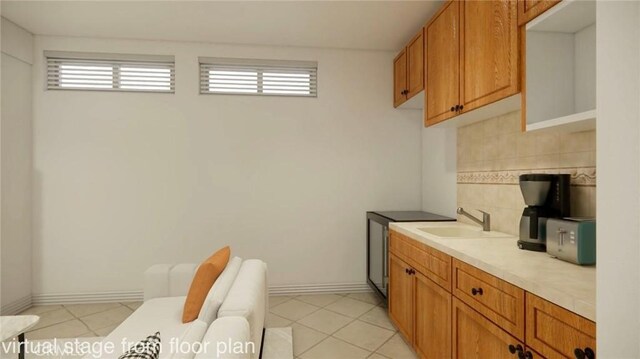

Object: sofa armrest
[197,317,251,359]
[143,263,199,301]
[218,260,267,359]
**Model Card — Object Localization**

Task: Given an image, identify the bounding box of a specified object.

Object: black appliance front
[367,212,391,299]
[366,211,455,300]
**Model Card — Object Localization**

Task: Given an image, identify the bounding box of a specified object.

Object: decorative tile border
[457,167,596,186]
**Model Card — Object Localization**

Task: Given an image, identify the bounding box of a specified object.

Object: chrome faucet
[457,207,491,231]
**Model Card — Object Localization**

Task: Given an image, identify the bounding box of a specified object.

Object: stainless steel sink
[417,226,510,239]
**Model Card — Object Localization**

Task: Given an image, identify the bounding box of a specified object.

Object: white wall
[1,17,33,313]
[596,1,640,357]
[421,126,456,217]
[31,36,423,297]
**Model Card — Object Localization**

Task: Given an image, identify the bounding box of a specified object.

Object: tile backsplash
[456,110,596,235]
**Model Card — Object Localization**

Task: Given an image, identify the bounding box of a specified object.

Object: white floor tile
[269,296,294,308]
[26,319,92,340]
[19,305,63,316]
[296,294,342,308]
[290,323,327,357]
[29,308,74,331]
[266,312,293,328]
[333,320,395,352]
[358,306,396,331]
[64,303,122,318]
[325,297,375,318]
[300,337,370,359]
[296,309,353,335]
[80,306,133,331]
[375,333,417,359]
[93,324,119,336]
[122,301,143,311]
[347,292,382,305]
[270,299,319,321]
[367,353,389,359]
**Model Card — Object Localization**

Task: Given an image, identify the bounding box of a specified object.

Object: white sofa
[88,257,267,359]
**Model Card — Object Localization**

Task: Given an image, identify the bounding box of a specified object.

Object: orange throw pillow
[182,246,231,323]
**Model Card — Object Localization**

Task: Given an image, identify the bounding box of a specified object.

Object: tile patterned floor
[266,292,416,359]
[18,302,141,339]
[18,292,415,359]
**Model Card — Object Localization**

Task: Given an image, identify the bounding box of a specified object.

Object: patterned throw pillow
[118,332,161,359]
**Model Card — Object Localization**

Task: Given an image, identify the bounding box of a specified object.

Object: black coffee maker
[518,174,570,251]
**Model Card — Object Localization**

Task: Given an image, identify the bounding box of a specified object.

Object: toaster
[546,218,596,265]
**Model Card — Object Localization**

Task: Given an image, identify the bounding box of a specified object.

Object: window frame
[199,57,318,98]
[45,51,176,94]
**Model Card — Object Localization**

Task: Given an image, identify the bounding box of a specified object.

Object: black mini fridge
[366,211,454,300]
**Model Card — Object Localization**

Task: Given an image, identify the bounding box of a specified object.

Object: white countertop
[390,221,596,321]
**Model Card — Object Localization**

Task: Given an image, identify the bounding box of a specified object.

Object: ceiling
[1,1,442,51]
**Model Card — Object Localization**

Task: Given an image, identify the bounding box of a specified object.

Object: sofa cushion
[218,260,267,359]
[198,256,243,325]
[183,246,230,323]
[195,317,251,359]
[97,297,207,359]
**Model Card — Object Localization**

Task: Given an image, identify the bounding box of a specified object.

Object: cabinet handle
[508,344,524,356]
[524,351,533,359]
[471,287,484,296]
[410,269,415,275]
[450,106,455,112]
[405,268,409,274]
[459,104,464,111]
[575,348,595,359]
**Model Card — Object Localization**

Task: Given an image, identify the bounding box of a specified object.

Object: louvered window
[199,58,317,97]
[46,51,175,93]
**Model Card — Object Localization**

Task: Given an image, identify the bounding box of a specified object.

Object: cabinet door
[414,271,451,359]
[453,298,524,359]
[526,293,596,359]
[518,0,561,26]
[388,253,413,342]
[460,0,519,113]
[406,29,425,99]
[425,0,460,126]
[394,49,408,108]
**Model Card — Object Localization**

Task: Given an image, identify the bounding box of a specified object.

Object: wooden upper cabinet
[393,49,408,108]
[518,0,561,25]
[406,29,425,98]
[453,297,525,359]
[388,253,414,342]
[414,271,452,359]
[460,0,519,113]
[526,293,596,359]
[425,0,460,126]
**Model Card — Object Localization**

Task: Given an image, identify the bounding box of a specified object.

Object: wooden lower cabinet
[453,297,524,359]
[526,293,596,359]
[389,253,414,342]
[388,230,596,359]
[414,270,452,359]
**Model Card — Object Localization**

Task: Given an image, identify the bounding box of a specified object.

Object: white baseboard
[32,290,144,305]
[1,295,33,315]
[268,282,372,296]
[28,283,373,306]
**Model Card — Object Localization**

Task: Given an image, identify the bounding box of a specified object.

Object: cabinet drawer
[389,230,451,291]
[453,297,525,359]
[526,293,596,359]
[452,259,525,340]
